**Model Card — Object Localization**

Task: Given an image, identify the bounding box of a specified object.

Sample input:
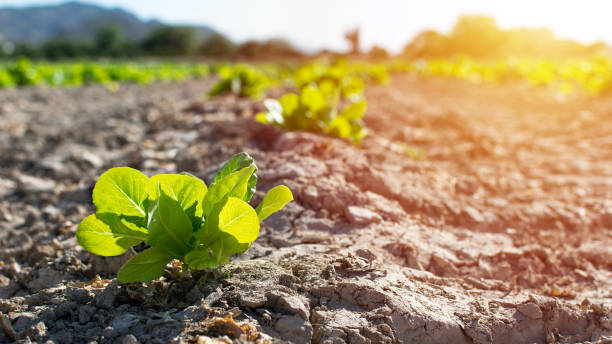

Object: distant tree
[118,41,141,57]
[41,39,92,59]
[368,45,389,60]
[140,25,198,56]
[265,38,301,58]
[13,43,40,58]
[586,41,609,55]
[95,25,124,56]
[236,39,301,59]
[199,32,235,57]
[402,30,449,58]
[449,15,502,57]
[345,28,360,55]
[236,40,261,58]
[402,15,601,59]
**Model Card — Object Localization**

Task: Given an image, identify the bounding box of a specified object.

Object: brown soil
[0,74,610,344]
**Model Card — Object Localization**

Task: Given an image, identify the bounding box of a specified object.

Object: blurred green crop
[252,60,388,144]
[208,63,270,98]
[257,85,367,144]
[0,58,210,88]
[387,55,612,96]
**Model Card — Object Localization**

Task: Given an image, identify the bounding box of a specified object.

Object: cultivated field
[0,68,611,343]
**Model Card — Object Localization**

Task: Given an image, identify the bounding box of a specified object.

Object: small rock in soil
[122,334,140,344]
[517,302,543,320]
[345,206,383,225]
[274,314,313,344]
[95,281,121,309]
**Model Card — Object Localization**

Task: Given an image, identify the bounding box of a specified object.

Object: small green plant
[8,58,43,86]
[256,85,367,144]
[0,69,14,87]
[208,64,270,98]
[76,152,293,283]
[292,62,365,98]
[391,142,427,161]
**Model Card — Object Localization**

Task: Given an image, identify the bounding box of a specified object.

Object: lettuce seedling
[291,61,389,98]
[293,62,364,99]
[256,85,367,144]
[208,64,270,99]
[76,152,293,283]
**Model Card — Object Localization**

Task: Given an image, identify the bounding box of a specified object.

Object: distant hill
[0,1,216,44]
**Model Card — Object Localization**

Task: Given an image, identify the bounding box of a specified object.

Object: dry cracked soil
[0,74,611,344]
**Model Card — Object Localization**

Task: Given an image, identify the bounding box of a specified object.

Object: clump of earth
[0,75,610,343]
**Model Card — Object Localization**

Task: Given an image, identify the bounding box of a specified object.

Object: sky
[1,0,611,53]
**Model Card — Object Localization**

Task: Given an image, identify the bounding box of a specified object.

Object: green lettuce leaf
[76,213,148,256]
[117,247,173,283]
[256,185,294,221]
[147,188,193,257]
[92,167,149,217]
